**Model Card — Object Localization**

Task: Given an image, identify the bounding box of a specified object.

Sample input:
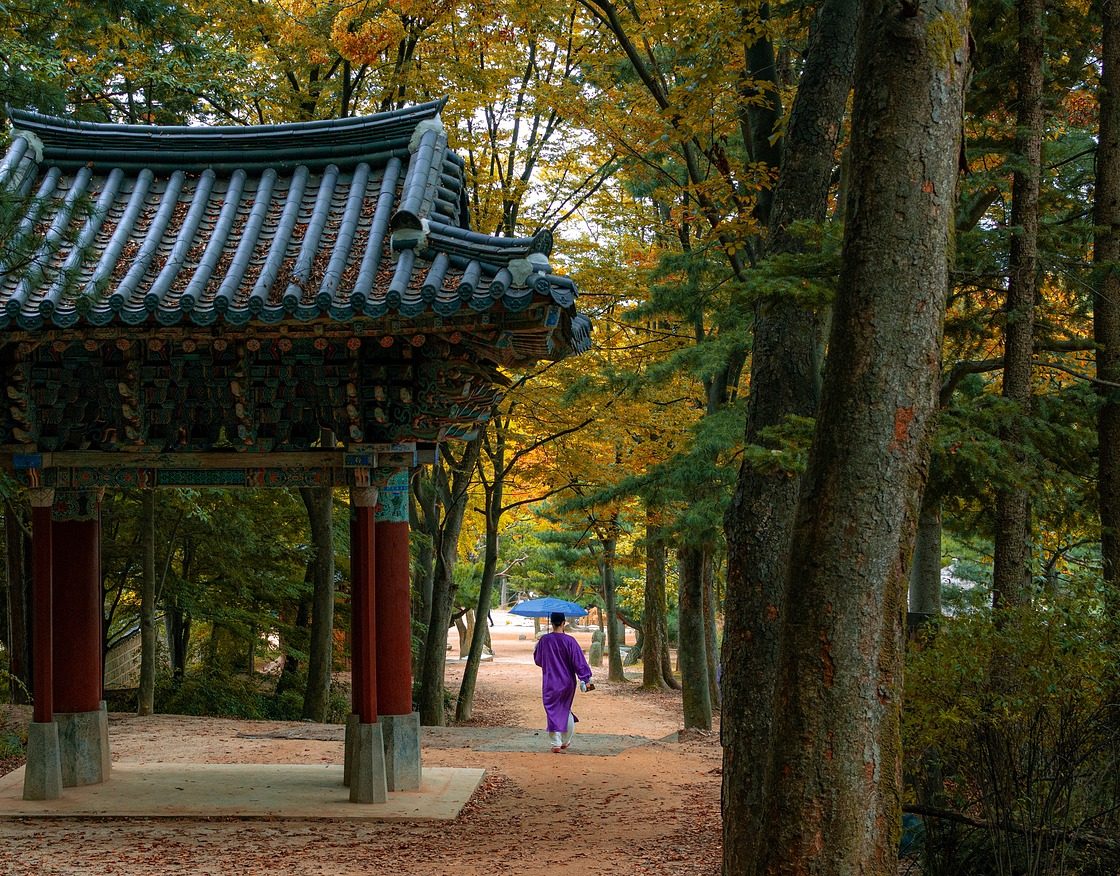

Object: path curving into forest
[0,618,721,875]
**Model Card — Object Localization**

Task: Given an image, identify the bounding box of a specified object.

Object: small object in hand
[585,682,595,691]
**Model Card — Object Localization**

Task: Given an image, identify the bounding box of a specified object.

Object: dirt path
[0,617,722,875]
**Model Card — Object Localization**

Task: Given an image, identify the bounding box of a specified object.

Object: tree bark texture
[721,0,860,866]
[642,520,676,690]
[678,544,712,731]
[3,500,31,702]
[455,416,506,722]
[138,490,156,716]
[753,1,968,871]
[164,538,194,683]
[992,0,1043,611]
[600,534,626,684]
[1096,0,1120,628]
[300,486,335,722]
[908,499,942,617]
[702,550,720,708]
[418,437,482,726]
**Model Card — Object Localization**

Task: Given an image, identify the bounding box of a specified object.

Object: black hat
[550,611,566,627]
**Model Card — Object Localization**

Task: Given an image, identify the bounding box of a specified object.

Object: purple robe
[533,632,593,733]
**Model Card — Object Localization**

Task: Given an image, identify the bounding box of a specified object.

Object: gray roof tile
[0,101,589,361]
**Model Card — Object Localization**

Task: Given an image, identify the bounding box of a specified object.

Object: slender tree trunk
[456,415,505,723]
[411,470,438,681]
[300,486,335,722]
[908,496,943,618]
[165,539,193,683]
[1096,0,1120,630]
[992,0,1044,611]
[753,3,967,870]
[721,0,859,865]
[137,490,156,716]
[4,500,31,702]
[277,586,311,697]
[454,614,469,659]
[600,535,625,683]
[678,544,712,731]
[247,621,257,674]
[642,519,674,690]
[410,482,435,654]
[164,603,190,682]
[418,437,482,726]
[702,550,720,708]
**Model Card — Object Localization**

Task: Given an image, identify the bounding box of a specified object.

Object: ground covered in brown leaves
[0,618,721,875]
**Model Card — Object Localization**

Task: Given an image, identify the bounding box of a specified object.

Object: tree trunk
[753,3,967,871]
[454,614,469,659]
[418,436,482,726]
[407,479,432,636]
[908,497,943,618]
[678,544,712,731]
[455,424,504,722]
[1096,0,1120,631]
[164,538,193,683]
[137,490,156,716]
[600,534,625,683]
[721,0,859,865]
[455,415,505,722]
[702,550,720,708]
[409,480,435,669]
[992,0,1044,611]
[277,587,311,697]
[300,486,335,722]
[4,500,32,702]
[642,519,675,690]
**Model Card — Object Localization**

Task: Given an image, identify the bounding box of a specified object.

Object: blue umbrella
[507,596,588,618]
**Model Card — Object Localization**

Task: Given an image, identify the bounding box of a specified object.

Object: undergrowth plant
[904,575,1120,876]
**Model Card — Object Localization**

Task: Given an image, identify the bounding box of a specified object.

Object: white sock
[562,713,575,746]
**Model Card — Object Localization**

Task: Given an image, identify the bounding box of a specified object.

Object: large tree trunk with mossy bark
[720,0,859,863]
[745,2,967,871]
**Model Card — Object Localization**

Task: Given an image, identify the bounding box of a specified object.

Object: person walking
[533,611,594,752]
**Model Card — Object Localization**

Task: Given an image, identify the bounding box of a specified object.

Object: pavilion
[0,99,590,803]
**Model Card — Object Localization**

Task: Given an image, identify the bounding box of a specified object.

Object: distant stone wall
[103,632,142,690]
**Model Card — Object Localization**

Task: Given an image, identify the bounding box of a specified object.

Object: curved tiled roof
[0,102,591,360]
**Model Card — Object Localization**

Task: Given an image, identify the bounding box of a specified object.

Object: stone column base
[55,704,111,787]
[350,722,388,804]
[343,713,360,787]
[381,712,421,791]
[23,722,63,800]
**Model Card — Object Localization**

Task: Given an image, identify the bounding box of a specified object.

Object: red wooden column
[24,487,63,800]
[350,487,378,724]
[375,470,412,715]
[51,494,103,714]
[346,484,387,803]
[29,489,55,724]
[48,489,111,788]
[374,470,420,791]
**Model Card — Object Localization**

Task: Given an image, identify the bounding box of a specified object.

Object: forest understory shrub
[904,586,1120,876]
